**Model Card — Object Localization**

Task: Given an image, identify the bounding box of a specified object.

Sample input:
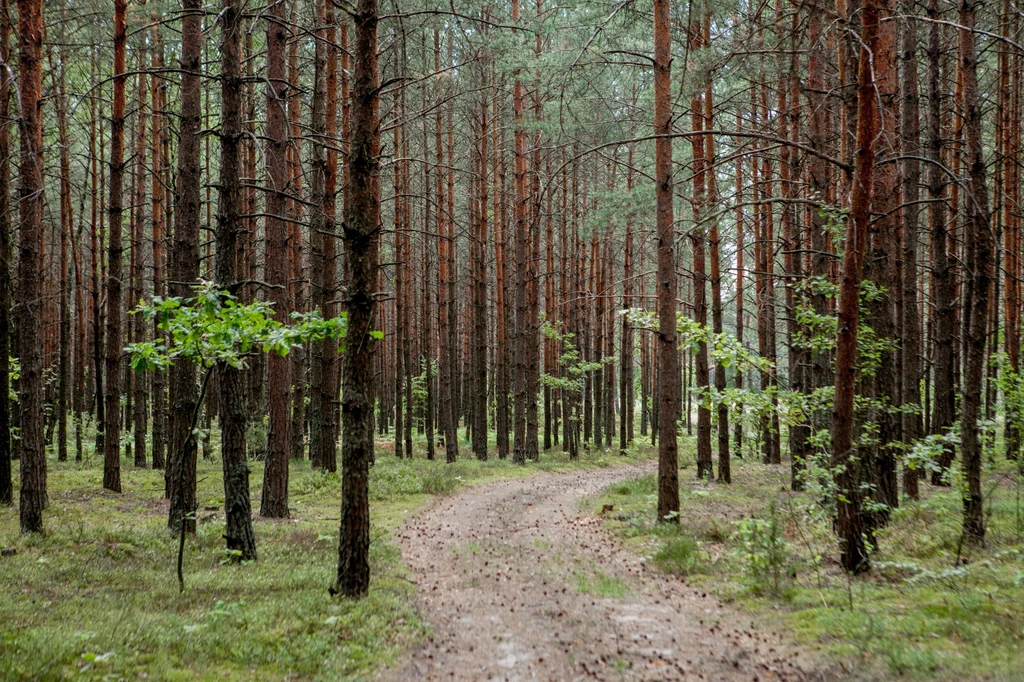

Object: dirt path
[384,464,840,682]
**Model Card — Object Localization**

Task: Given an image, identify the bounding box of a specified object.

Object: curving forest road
[383,464,844,681]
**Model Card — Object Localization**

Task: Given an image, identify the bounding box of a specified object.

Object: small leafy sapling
[126,281,349,591]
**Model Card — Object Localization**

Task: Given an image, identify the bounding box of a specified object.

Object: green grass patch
[653,531,703,575]
[596,449,1024,680]
[573,569,629,597]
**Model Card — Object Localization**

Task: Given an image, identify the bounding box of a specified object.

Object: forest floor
[593,440,1024,681]
[0,433,651,680]
[382,461,837,682]
[4,434,1021,680]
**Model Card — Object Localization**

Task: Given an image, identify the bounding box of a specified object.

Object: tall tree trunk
[900,3,922,498]
[261,0,292,517]
[689,43,712,480]
[150,19,167,471]
[1000,0,1021,460]
[733,112,745,459]
[91,47,106,456]
[863,0,900,527]
[422,45,435,462]
[168,0,203,530]
[494,79,510,460]
[54,39,72,465]
[129,40,148,469]
[287,0,306,462]
[928,0,955,483]
[336,0,379,597]
[444,89,459,463]
[805,1,832,457]
[620,147,635,455]
[309,0,339,472]
[704,48,728,482]
[103,0,128,493]
[958,0,992,543]
[779,18,807,490]
[0,0,11,504]
[15,0,46,528]
[393,112,405,459]
[436,33,457,462]
[654,0,679,521]
[216,0,257,560]
[512,0,529,465]
[833,0,882,574]
[472,88,488,461]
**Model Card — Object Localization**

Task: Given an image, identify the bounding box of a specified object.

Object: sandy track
[383,463,841,682]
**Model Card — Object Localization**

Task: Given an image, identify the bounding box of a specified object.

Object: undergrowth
[0,430,651,680]
[597,444,1024,680]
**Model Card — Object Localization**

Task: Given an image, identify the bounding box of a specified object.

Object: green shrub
[653,533,702,575]
[420,464,467,496]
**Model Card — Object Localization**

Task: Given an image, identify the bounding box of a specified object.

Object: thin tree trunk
[620,146,635,455]
[103,0,128,493]
[0,0,11,504]
[958,0,992,543]
[733,112,745,459]
[53,40,73,465]
[150,19,167,471]
[472,87,488,461]
[309,0,339,472]
[262,0,292,517]
[929,0,955,483]
[704,45,728,482]
[900,3,922,498]
[512,0,529,465]
[444,88,459,463]
[654,0,679,520]
[689,46,712,480]
[129,41,148,469]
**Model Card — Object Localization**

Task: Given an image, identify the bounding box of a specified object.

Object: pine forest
[1,0,1023,677]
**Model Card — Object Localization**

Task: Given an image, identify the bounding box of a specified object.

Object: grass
[0,429,653,681]
[573,569,629,597]
[596,435,1024,680]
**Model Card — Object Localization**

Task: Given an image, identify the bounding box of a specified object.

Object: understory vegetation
[0,436,648,681]
[597,441,1024,680]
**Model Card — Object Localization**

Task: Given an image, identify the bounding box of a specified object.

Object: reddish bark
[833,0,883,574]
[261,0,293,517]
[16,0,46,529]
